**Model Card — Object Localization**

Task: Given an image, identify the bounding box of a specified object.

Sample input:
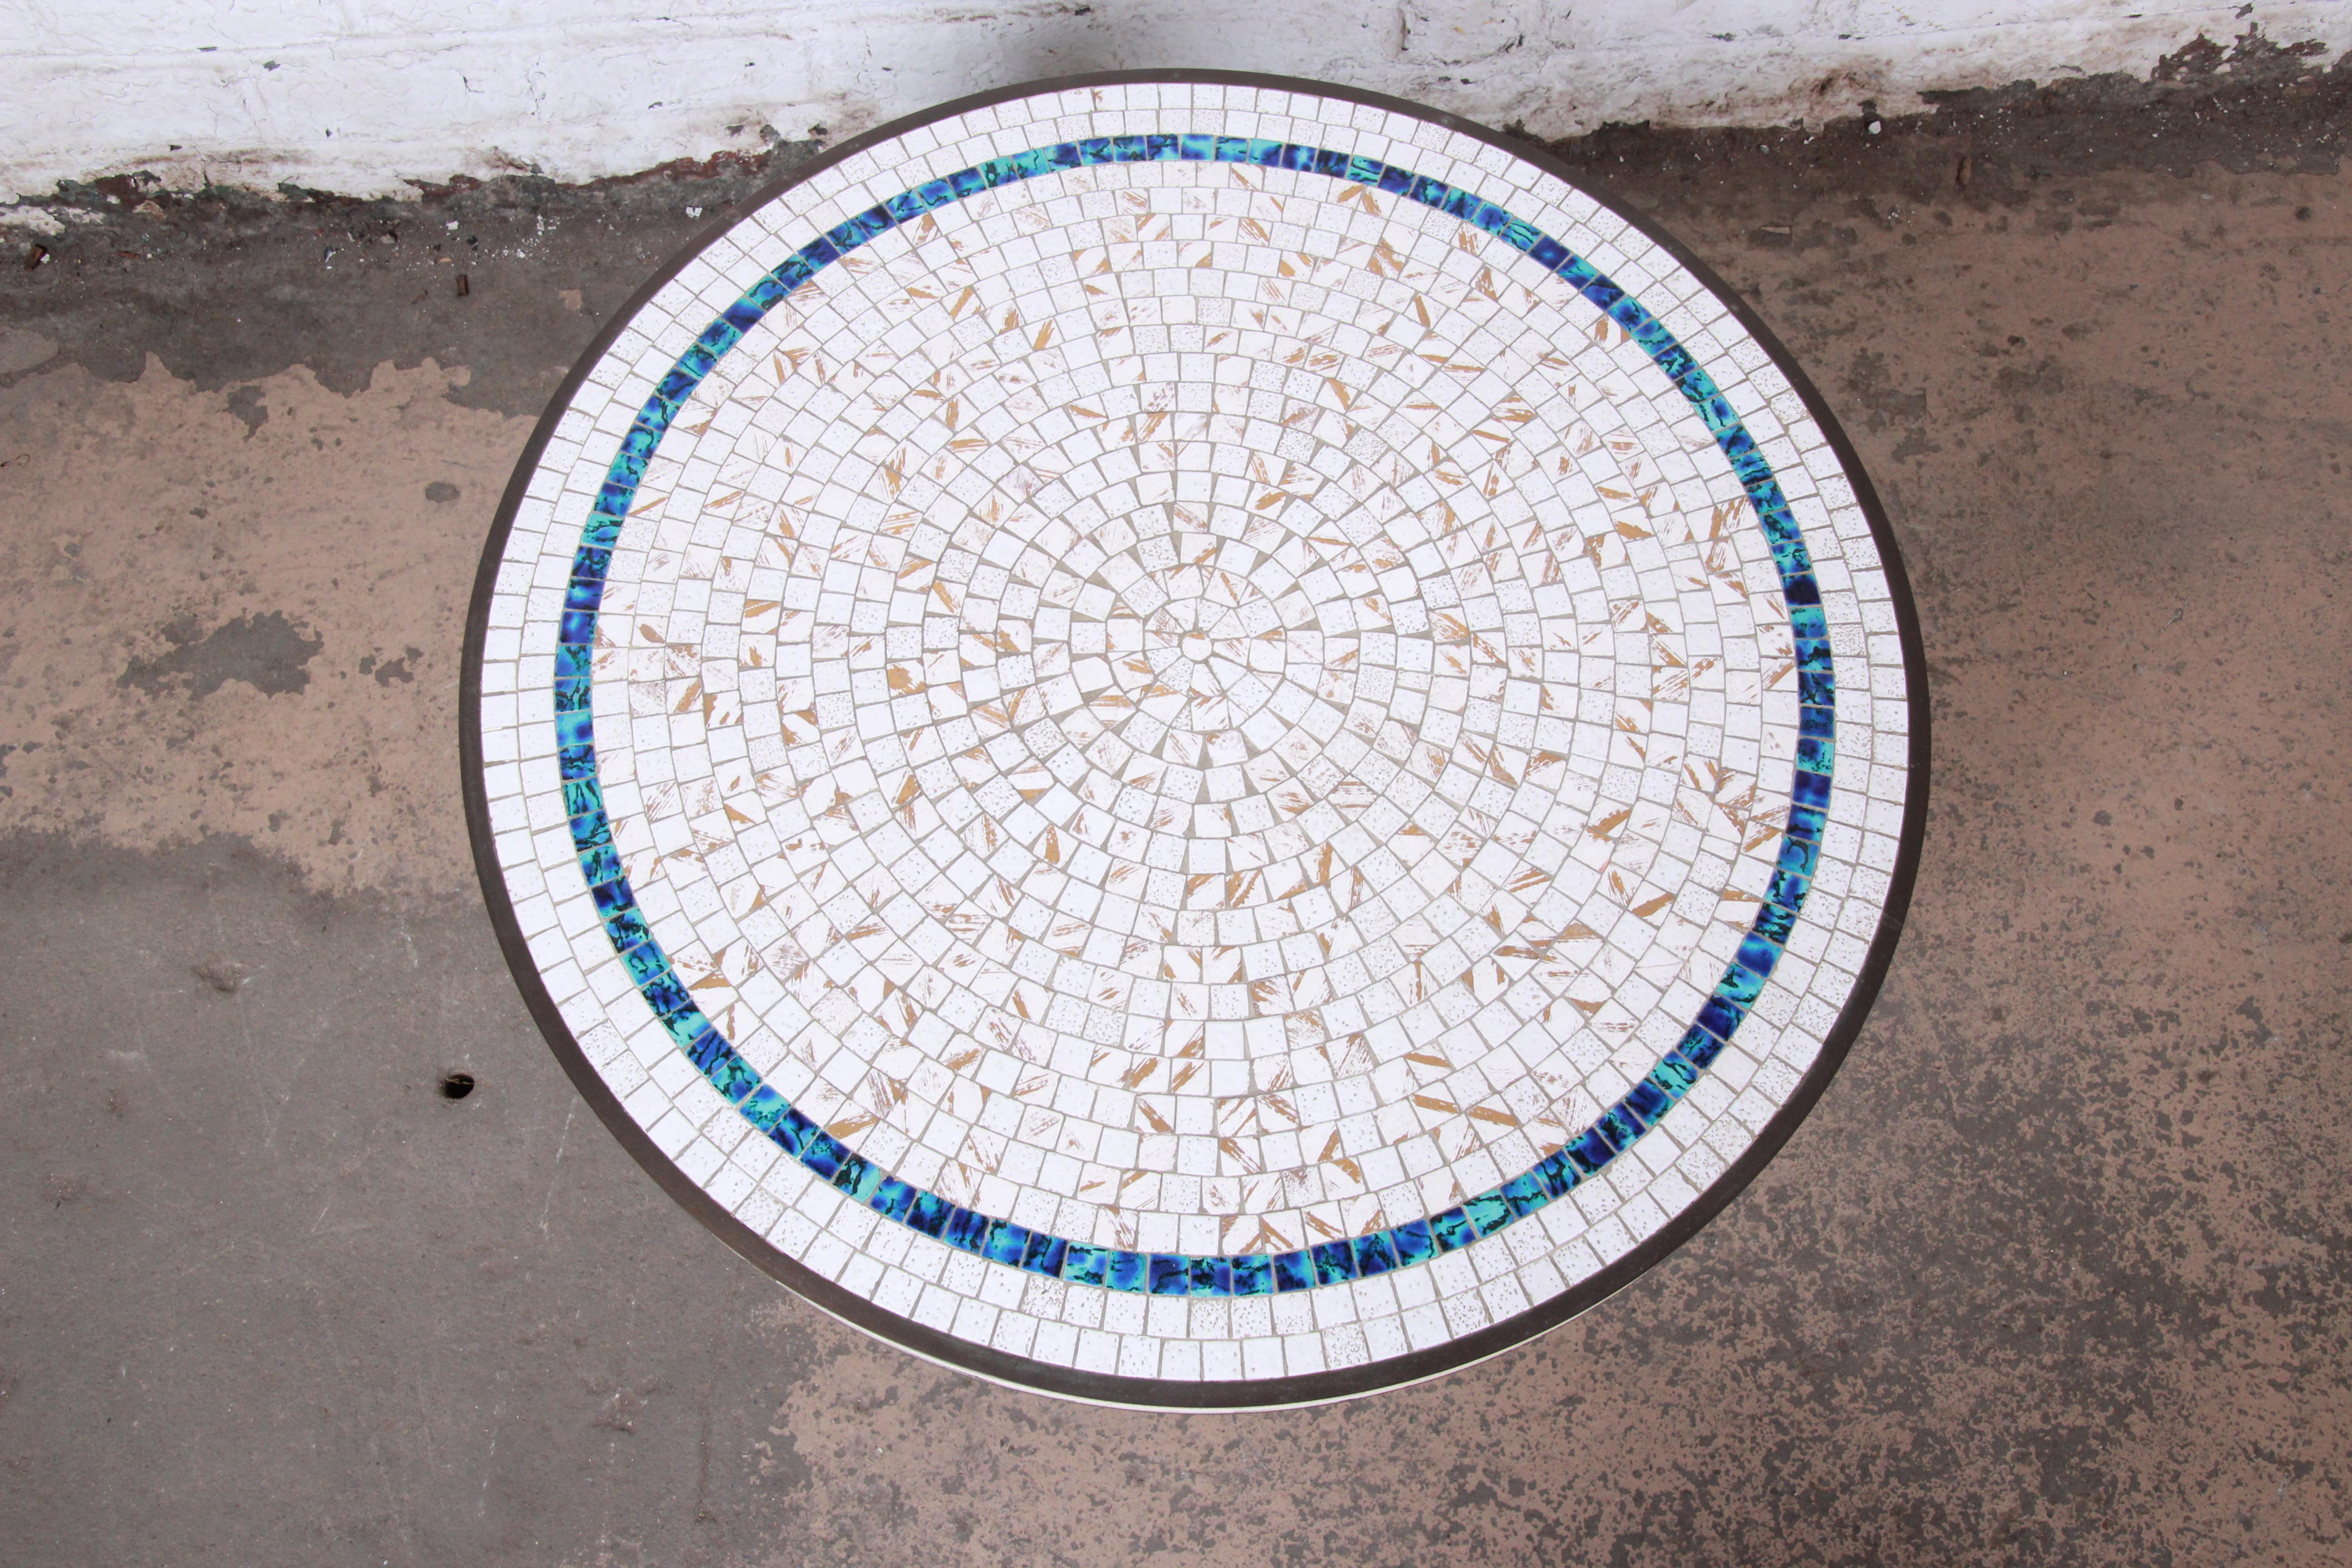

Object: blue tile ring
[556,135,1828,1299]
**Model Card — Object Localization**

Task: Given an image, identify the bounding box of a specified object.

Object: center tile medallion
[464,73,1927,1407]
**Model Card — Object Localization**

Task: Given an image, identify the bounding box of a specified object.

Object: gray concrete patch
[0,324,55,375]
[0,833,834,1566]
[117,610,324,700]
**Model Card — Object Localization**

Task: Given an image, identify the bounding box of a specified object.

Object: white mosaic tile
[466,78,1923,1408]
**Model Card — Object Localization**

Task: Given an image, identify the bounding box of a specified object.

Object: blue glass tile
[1308,1239,1358,1285]
[707,1052,759,1105]
[1391,1218,1436,1266]
[870,1176,917,1223]
[1566,1127,1616,1176]
[833,1152,883,1203]
[1270,1250,1313,1292]
[799,1131,845,1182]
[770,1105,818,1159]
[1703,964,1759,1011]
[588,877,633,917]
[682,1024,733,1074]
[1534,1151,1579,1199]
[1019,1231,1068,1276]
[1735,933,1782,978]
[1621,1077,1672,1129]
[576,843,619,886]
[1652,1049,1700,1098]
[1229,1253,1274,1295]
[601,904,650,951]
[640,971,691,1018]
[1352,1232,1400,1277]
[1696,994,1748,1040]
[1062,1241,1109,1287]
[619,941,665,985]
[1429,1207,1475,1252]
[1106,1250,1148,1293]
[1188,1256,1232,1296]
[982,1220,1028,1267]
[740,1085,789,1135]
[1680,1024,1727,1070]
[943,1207,990,1254]
[1148,1253,1189,1295]
[1792,768,1833,811]
[1777,835,1821,878]
[1499,1172,1548,1218]
[905,1191,951,1238]
[1463,1191,1512,1236]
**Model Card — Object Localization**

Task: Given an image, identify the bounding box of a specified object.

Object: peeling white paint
[5,0,2347,199]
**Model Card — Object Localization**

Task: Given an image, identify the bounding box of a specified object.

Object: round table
[463,72,1927,1407]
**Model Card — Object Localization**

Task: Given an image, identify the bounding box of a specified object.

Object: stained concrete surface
[2,74,2349,1568]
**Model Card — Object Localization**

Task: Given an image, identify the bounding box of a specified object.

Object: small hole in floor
[439,1071,477,1101]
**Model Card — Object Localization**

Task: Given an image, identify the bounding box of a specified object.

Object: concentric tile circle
[462,72,1927,1408]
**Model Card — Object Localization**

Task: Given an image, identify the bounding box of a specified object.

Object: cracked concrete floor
[1,119,2348,1567]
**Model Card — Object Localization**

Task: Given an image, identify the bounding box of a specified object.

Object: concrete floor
[2,86,2348,1566]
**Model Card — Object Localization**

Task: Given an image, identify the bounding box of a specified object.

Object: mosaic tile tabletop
[463,73,1927,1407]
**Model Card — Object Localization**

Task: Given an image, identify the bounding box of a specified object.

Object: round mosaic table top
[463,72,1927,1407]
